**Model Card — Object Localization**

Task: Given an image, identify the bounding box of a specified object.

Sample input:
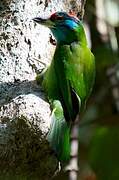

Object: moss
[0,116,57,179]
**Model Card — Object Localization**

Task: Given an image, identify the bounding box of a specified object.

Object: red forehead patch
[50,13,64,20]
[50,12,57,19]
[50,11,79,22]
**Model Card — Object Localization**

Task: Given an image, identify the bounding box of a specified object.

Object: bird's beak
[33,17,54,28]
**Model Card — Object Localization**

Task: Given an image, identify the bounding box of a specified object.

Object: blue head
[33,12,87,45]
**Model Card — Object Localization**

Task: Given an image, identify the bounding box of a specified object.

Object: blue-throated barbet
[33,12,95,162]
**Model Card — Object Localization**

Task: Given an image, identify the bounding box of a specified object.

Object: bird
[33,12,95,163]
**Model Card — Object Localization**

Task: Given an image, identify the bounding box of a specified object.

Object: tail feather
[47,100,70,162]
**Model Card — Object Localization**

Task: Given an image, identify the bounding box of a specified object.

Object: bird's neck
[53,23,87,46]
[74,23,87,46]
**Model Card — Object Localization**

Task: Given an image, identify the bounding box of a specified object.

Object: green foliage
[89,126,119,180]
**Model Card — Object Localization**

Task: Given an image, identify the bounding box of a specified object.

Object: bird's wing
[64,42,95,105]
[53,45,81,121]
[47,100,70,162]
[54,43,95,116]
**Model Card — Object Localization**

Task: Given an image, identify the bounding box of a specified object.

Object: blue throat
[51,19,79,44]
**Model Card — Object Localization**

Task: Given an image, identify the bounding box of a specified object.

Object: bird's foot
[49,34,57,46]
[36,67,47,85]
[52,162,61,178]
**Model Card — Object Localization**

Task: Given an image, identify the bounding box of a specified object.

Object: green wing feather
[47,100,70,162]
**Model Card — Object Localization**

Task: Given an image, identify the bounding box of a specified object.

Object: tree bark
[0,0,86,179]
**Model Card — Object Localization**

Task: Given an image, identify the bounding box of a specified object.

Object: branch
[65,114,80,180]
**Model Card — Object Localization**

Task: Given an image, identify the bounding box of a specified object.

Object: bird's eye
[56,16,64,20]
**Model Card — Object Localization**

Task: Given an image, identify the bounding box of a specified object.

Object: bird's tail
[47,100,70,162]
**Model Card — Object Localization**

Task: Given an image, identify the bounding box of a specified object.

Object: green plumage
[33,12,95,162]
[43,42,95,109]
[43,42,95,161]
[47,100,70,161]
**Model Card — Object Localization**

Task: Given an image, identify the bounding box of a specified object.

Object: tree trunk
[0,0,84,179]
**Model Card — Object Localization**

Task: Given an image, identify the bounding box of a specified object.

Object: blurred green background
[78,0,119,179]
